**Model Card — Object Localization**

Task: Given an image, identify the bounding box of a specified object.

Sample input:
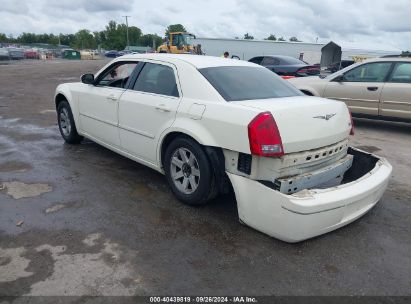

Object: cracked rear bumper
[227,148,392,243]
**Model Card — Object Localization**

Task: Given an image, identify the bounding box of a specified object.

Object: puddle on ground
[1,181,52,199]
[0,161,32,173]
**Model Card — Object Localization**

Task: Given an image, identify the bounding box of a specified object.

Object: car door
[78,61,138,147]
[379,61,411,120]
[118,61,181,165]
[322,62,392,116]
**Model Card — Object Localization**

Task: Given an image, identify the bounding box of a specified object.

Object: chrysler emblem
[313,113,336,121]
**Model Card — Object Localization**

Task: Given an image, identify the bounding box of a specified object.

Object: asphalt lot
[0,59,410,296]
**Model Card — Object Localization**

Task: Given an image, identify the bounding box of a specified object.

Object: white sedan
[55,54,392,242]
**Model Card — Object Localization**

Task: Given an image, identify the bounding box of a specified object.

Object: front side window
[343,62,392,82]
[199,66,302,101]
[96,62,138,88]
[133,63,179,97]
[388,62,411,83]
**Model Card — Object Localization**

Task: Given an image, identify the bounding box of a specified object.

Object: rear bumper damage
[227,147,392,243]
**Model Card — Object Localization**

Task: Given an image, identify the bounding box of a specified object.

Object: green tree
[139,34,163,48]
[289,36,300,42]
[278,36,286,41]
[60,34,76,46]
[165,24,187,37]
[0,33,7,42]
[72,29,96,49]
[265,34,277,41]
[104,20,126,50]
[243,33,254,40]
[127,26,142,46]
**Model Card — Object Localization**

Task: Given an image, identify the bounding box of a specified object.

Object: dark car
[249,55,320,77]
[105,50,120,58]
[326,60,355,73]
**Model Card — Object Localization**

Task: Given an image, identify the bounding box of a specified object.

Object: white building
[194,38,402,66]
[194,37,324,63]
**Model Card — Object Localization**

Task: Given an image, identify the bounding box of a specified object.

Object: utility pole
[123,15,131,50]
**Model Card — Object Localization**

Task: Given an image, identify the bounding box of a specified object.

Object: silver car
[289,57,411,122]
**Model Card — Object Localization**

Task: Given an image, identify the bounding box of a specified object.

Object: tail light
[348,108,355,135]
[297,68,307,74]
[248,112,284,157]
[281,75,295,80]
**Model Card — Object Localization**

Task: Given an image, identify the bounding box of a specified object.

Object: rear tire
[164,137,215,206]
[57,100,83,144]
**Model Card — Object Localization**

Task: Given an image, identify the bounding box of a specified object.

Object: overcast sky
[2,0,411,50]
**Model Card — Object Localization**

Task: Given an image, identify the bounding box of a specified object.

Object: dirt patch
[45,203,67,214]
[1,181,52,199]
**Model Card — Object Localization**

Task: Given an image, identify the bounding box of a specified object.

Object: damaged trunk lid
[236,96,352,153]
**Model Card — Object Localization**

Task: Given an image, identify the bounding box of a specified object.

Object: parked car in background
[105,50,120,58]
[6,47,24,60]
[327,60,355,73]
[249,55,320,77]
[288,57,411,122]
[0,48,10,60]
[54,54,391,242]
[24,49,40,59]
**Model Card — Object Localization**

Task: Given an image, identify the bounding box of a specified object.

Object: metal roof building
[194,37,324,62]
[193,38,402,66]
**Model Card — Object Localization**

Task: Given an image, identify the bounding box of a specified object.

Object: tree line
[0,20,304,50]
[0,22,188,51]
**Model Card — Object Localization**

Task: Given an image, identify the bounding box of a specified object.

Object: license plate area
[274,155,354,194]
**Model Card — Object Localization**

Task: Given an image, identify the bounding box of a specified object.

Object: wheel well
[160,132,230,195]
[300,90,314,96]
[55,93,67,109]
[160,132,193,168]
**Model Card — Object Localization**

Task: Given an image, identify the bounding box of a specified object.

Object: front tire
[164,137,215,206]
[57,100,83,144]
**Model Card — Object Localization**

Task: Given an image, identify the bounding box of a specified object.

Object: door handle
[106,94,118,101]
[367,86,378,91]
[155,104,171,112]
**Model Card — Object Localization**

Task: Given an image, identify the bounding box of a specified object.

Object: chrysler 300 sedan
[55,54,392,242]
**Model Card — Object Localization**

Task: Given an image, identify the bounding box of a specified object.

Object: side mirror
[81,73,94,85]
[333,74,345,82]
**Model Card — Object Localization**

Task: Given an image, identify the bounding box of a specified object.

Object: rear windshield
[199,66,302,101]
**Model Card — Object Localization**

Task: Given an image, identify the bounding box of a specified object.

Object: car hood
[235,96,351,153]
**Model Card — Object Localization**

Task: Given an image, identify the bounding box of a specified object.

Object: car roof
[119,53,258,69]
[363,57,411,63]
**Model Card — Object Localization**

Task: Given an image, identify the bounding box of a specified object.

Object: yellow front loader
[157,32,202,55]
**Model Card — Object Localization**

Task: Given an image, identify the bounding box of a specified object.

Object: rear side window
[199,66,302,101]
[343,62,392,82]
[133,63,179,97]
[388,62,411,83]
[262,57,280,66]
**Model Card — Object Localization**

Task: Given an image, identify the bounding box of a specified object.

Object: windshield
[199,66,303,101]
[182,34,195,46]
